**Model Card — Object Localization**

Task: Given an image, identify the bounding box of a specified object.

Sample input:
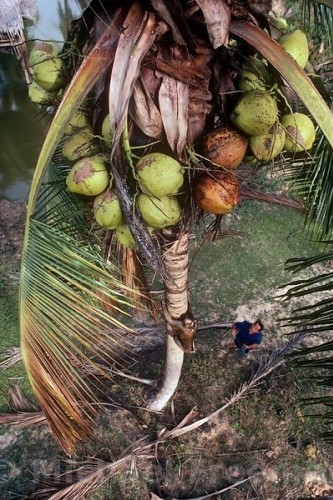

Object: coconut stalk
[148,227,192,411]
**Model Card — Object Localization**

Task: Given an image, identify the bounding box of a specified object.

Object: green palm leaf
[277,131,333,240]
[19,8,148,455]
[281,247,333,436]
[278,1,333,439]
[302,0,333,47]
[20,161,144,455]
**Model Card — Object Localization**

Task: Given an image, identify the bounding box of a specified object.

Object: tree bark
[148,226,190,412]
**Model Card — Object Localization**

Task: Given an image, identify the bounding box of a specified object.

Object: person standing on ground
[226,319,264,356]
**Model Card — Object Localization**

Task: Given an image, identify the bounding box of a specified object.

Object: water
[0,0,89,201]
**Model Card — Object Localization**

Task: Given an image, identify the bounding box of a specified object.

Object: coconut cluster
[89,152,185,249]
[28,41,67,105]
[27,38,186,250]
[65,104,185,248]
[193,28,316,217]
[231,29,315,158]
[27,26,317,247]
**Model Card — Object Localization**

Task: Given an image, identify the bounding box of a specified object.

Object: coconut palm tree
[19,0,333,455]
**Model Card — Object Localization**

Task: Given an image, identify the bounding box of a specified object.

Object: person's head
[250,320,264,333]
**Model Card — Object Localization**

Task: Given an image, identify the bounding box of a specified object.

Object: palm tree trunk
[148,226,191,411]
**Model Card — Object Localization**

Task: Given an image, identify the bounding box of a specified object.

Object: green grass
[190,201,323,320]
[0,265,31,410]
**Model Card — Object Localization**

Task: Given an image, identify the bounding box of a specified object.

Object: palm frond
[0,384,47,428]
[20,160,147,454]
[19,7,155,454]
[281,248,333,438]
[276,129,333,240]
[0,346,21,370]
[0,411,47,427]
[7,384,37,411]
[302,0,333,48]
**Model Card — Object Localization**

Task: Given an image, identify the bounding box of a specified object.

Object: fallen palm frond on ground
[31,332,306,499]
[0,346,21,370]
[150,471,264,500]
[0,410,47,427]
[0,384,47,427]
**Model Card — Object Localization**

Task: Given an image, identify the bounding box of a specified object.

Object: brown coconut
[193,172,240,214]
[202,126,248,170]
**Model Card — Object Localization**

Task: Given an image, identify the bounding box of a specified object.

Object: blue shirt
[234,321,263,346]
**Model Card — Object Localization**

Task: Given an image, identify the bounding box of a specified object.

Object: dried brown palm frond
[8,384,37,411]
[129,76,163,138]
[195,0,230,48]
[150,0,195,49]
[158,70,189,157]
[0,346,21,370]
[0,384,47,428]
[0,410,47,427]
[31,447,155,500]
[121,245,159,319]
[240,186,305,211]
[109,5,159,153]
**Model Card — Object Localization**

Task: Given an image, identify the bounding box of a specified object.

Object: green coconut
[66,155,110,196]
[62,127,100,162]
[273,17,288,32]
[64,109,91,136]
[238,57,273,92]
[250,122,286,160]
[101,114,113,149]
[93,188,124,229]
[116,224,137,249]
[136,153,184,198]
[28,80,57,106]
[137,193,182,229]
[29,41,60,67]
[231,92,278,136]
[280,113,316,152]
[33,57,66,91]
[279,29,309,69]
